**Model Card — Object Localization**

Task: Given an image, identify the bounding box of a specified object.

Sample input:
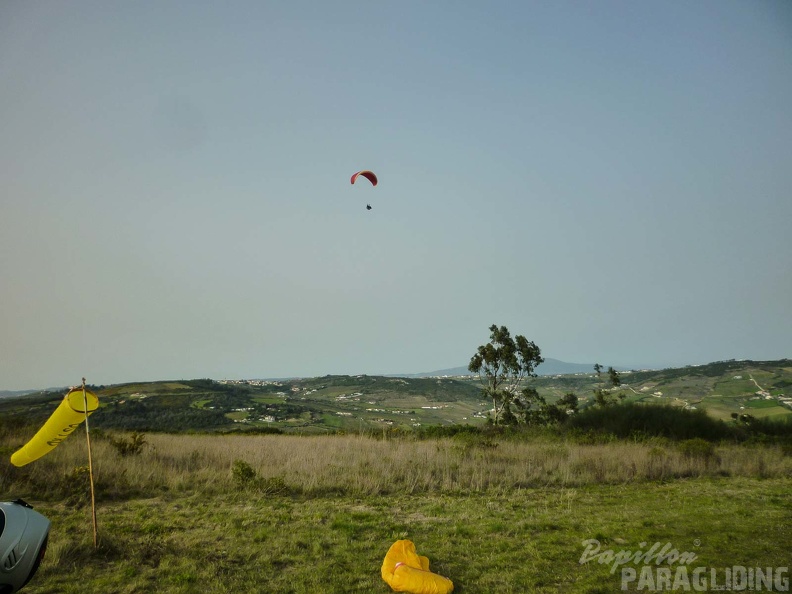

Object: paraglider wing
[381,540,454,594]
[350,170,378,186]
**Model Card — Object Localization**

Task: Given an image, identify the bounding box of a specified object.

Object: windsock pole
[82,377,98,548]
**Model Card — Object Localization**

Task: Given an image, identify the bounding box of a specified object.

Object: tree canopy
[468,324,544,425]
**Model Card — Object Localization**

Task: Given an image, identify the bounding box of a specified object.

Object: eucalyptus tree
[468,324,544,425]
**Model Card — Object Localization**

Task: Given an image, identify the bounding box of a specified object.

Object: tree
[593,364,624,407]
[512,386,544,425]
[514,389,578,426]
[608,366,622,388]
[557,392,580,416]
[468,324,544,425]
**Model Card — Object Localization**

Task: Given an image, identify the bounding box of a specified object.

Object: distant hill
[1,360,789,433]
[399,358,629,377]
[1,385,70,399]
[0,389,46,399]
[0,376,487,435]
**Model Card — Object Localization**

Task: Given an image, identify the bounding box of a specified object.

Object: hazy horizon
[6,355,792,394]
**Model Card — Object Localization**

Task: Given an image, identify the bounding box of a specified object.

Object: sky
[1,1,790,390]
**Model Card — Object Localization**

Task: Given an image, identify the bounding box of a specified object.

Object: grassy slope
[19,478,792,593]
[2,430,791,593]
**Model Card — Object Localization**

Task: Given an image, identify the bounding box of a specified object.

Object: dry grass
[3,432,791,593]
[4,432,790,501]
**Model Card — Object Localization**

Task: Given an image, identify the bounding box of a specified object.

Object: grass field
[2,432,791,593]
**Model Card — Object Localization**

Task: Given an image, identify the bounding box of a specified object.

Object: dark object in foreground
[0,499,51,593]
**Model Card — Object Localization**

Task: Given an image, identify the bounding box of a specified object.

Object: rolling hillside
[0,375,487,434]
[0,360,789,434]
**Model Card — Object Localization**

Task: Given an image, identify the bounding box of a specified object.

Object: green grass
[712,378,756,398]
[745,406,792,419]
[2,429,791,593]
[744,398,783,409]
[18,477,791,593]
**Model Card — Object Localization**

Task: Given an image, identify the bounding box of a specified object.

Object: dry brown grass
[4,432,790,501]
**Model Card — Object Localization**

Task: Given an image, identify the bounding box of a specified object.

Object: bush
[450,432,499,455]
[231,460,257,488]
[741,415,792,438]
[564,428,617,445]
[108,432,147,457]
[257,476,288,495]
[677,438,717,462]
[231,460,288,495]
[564,403,731,441]
[65,465,92,506]
[416,424,482,440]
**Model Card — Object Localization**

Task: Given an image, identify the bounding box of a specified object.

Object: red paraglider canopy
[350,170,378,186]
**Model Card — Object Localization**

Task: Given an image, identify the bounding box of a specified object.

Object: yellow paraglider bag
[381,540,454,594]
[10,387,99,467]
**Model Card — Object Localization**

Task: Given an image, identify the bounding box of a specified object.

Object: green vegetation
[565,403,730,441]
[107,432,147,457]
[2,360,789,437]
[11,479,792,593]
[1,431,790,593]
[1,356,791,591]
[467,324,544,425]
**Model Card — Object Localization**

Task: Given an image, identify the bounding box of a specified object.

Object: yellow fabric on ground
[381,539,454,594]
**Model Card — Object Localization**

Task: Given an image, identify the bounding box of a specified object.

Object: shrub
[743,415,792,438]
[677,438,717,462]
[65,465,92,506]
[564,403,730,441]
[231,459,257,488]
[416,424,482,440]
[108,432,147,457]
[451,432,499,456]
[257,476,288,495]
[231,459,288,495]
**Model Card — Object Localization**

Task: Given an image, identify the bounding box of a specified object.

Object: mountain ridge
[394,358,636,378]
[0,359,624,394]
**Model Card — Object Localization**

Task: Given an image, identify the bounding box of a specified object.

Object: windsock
[10,387,99,467]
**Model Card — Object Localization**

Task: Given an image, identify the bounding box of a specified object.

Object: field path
[748,374,767,394]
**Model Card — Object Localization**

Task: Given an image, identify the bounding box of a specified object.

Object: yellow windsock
[10,387,99,467]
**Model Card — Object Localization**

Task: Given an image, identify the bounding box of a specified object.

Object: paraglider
[351,170,377,210]
[350,170,377,186]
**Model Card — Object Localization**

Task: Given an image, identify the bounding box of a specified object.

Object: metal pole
[82,377,98,548]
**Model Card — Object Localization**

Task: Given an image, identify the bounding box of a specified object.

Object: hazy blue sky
[2,1,790,390]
